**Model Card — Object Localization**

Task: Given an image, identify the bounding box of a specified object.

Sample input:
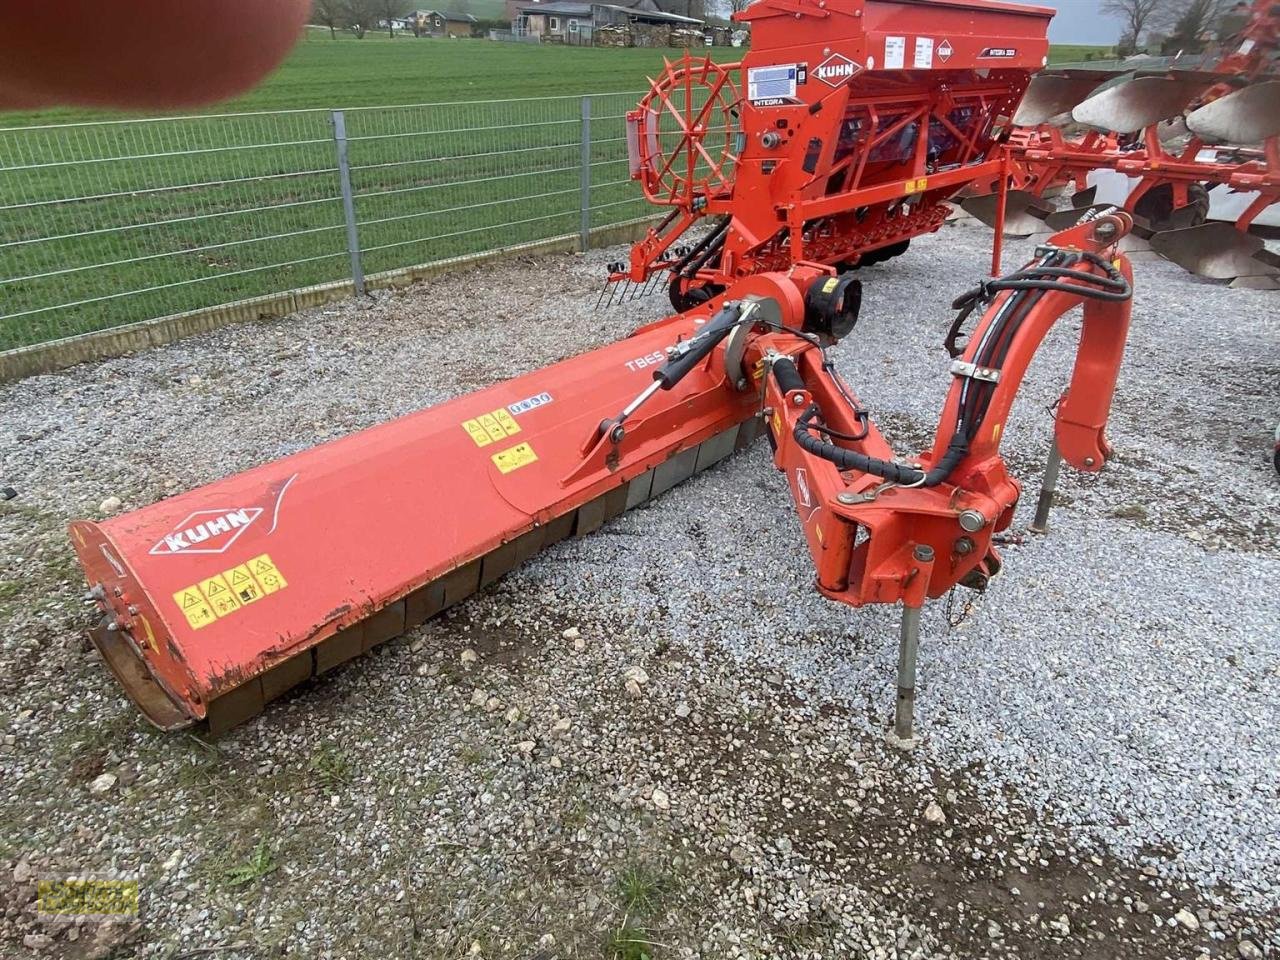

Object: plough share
[961,0,1280,286]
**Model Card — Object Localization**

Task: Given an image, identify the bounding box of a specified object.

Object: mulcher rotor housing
[72,0,1140,739]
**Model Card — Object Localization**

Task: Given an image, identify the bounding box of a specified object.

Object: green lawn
[1048,44,1116,64]
[0,35,1116,351]
[0,31,738,128]
[0,32,1114,128]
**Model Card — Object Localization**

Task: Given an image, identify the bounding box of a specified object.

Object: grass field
[1048,43,1118,64]
[0,32,1115,127]
[0,34,1115,351]
[0,32,739,128]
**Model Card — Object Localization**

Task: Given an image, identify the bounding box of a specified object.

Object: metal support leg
[894,603,922,743]
[1028,438,1063,535]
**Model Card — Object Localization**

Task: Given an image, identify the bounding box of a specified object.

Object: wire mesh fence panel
[0,92,659,355]
[587,91,651,231]
[0,111,350,350]
[343,97,593,276]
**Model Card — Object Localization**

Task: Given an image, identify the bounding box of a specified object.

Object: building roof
[518,2,592,13]
[594,3,702,23]
[416,9,479,21]
[517,0,701,20]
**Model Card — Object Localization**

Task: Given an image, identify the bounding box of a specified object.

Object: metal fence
[0,93,651,352]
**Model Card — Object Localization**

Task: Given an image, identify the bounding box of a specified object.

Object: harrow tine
[595,280,611,311]
[959,190,1054,237]
[1186,81,1280,145]
[1012,71,1110,127]
[1149,222,1280,280]
[1072,76,1211,134]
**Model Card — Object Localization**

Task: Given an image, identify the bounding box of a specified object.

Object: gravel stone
[3,227,1278,956]
[87,773,117,796]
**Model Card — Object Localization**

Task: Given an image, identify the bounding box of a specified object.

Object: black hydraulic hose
[683,225,728,279]
[792,402,967,486]
[654,302,744,389]
[774,356,960,486]
[674,217,729,277]
[783,249,1132,488]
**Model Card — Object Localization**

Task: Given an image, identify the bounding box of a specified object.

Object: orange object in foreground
[72,213,1135,739]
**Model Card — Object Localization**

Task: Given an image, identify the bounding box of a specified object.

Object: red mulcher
[72,0,1140,740]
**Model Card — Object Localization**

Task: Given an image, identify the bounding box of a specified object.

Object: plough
[72,0,1140,738]
[960,0,1280,287]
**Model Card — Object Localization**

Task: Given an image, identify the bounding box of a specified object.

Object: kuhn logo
[814,54,860,86]
[795,468,813,508]
[149,508,263,556]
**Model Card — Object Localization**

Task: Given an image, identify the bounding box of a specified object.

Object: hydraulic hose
[780,249,1133,488]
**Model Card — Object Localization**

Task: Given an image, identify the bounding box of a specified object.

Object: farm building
[511,0,705,45]
[413,9,479,36]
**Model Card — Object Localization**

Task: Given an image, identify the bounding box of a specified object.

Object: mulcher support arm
[759,211,1134,739]
[931,212,1136,475]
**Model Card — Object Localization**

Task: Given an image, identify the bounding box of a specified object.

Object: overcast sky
[1020,0,1124,45]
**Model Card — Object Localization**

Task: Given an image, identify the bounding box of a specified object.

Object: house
[414,9,478,37]
[512,0,704,45]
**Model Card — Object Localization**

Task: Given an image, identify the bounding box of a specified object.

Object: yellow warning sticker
[248,554,288,594]
[200,573,242,619]
[462,407,522,447]
[462,419,492,447]
[172,554,288,630]
[905,176,928,195]
[479,413,507,443]
[174,586,217,631]
[493,408,520,436]
[225,564,264,605]
[491,442,538,474]
[822,276,839,293]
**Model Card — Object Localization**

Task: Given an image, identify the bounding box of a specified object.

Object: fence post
[331,110,366,296]
[579,96,592,253]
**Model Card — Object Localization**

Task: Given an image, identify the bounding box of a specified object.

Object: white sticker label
[508,391,553,416]
[747,64,798,103]
[884,35,905,70]
[914,36,934,69]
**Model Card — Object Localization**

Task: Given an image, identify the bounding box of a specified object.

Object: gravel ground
[2,221,1278,959]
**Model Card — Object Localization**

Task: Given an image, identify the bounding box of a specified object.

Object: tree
[1157,0,1231,54]
[728,0,751,14]
[1101,0,1161,53]
[341,0,382,37]
[312,0,345,38]
[377,0,410,38]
